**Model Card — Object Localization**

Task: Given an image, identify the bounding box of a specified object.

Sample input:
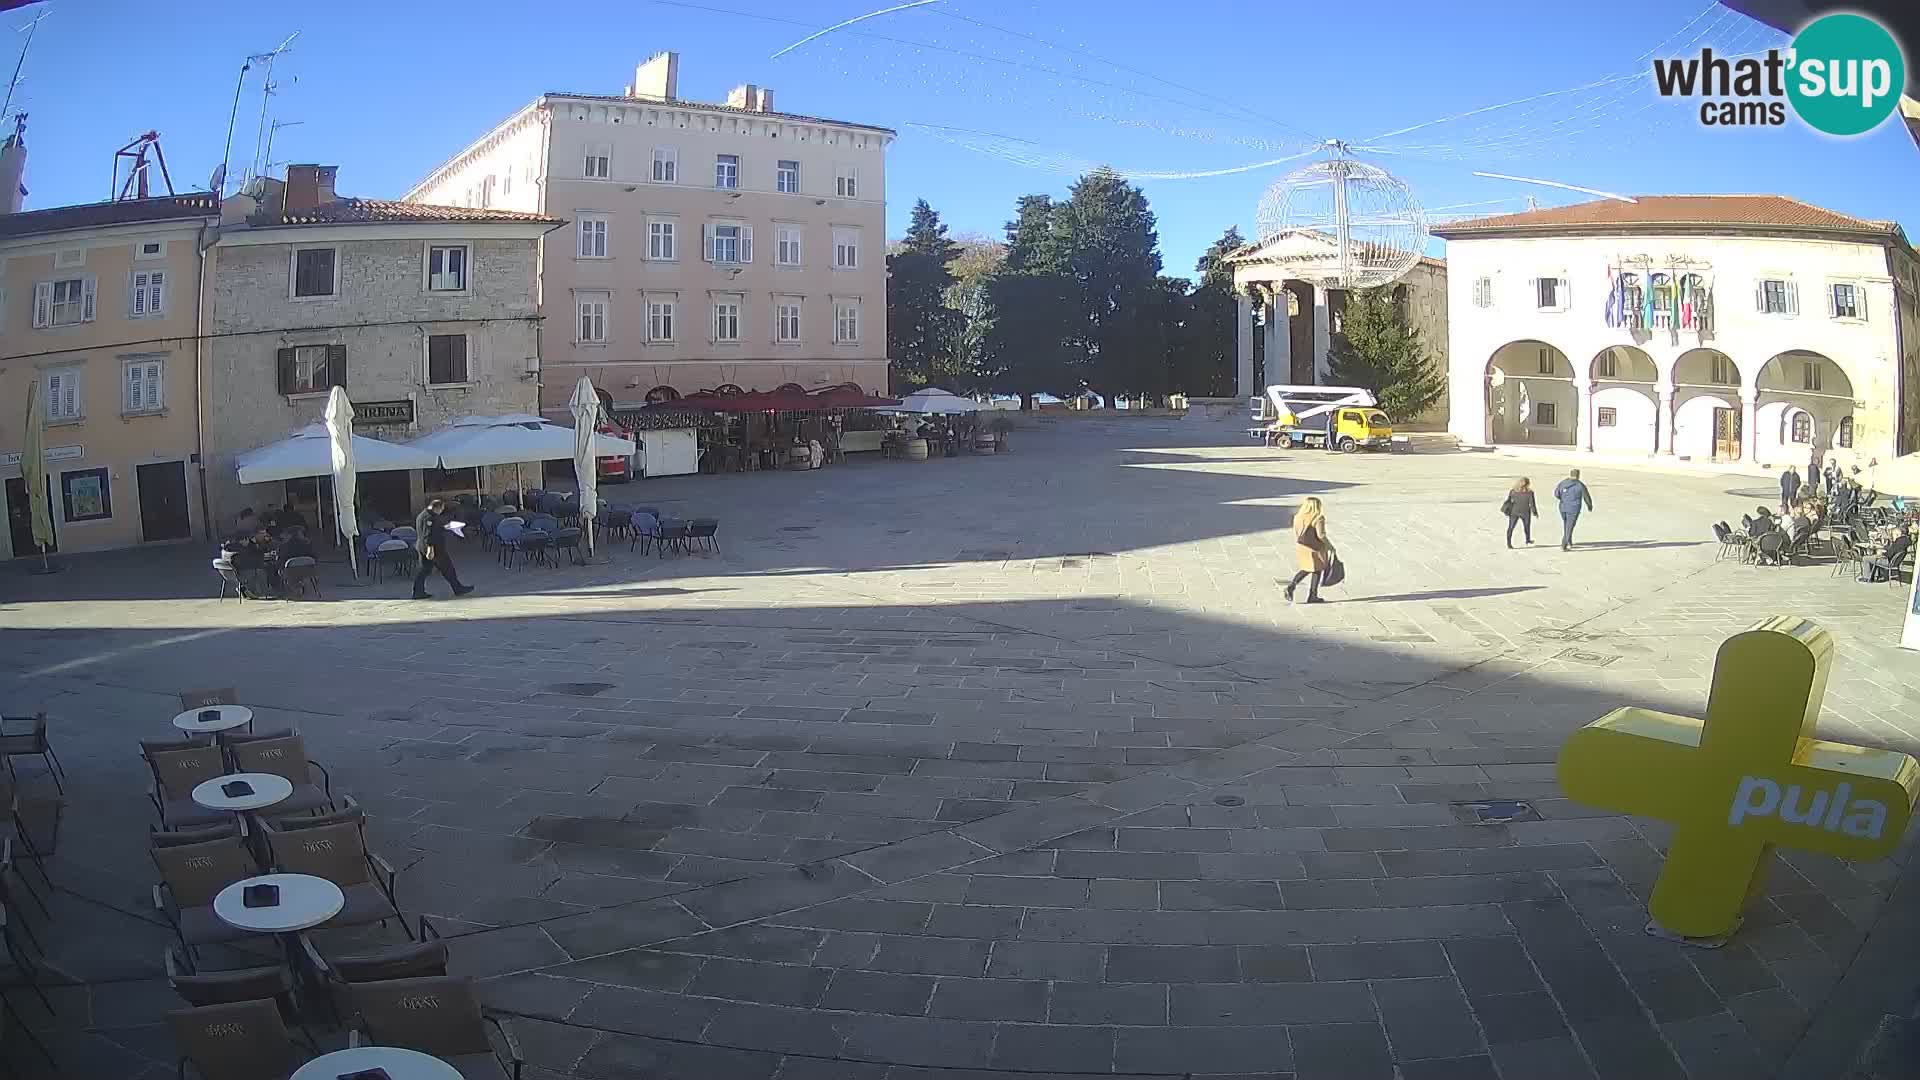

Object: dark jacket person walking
[1553,469,1594,551]
[411,499,474,599]
[1780,466,1801,513]
[1502,478,1538,547]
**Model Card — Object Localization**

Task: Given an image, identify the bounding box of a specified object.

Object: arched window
[1790,412,1812,444]
[644,385,680,404]
[1839,416,1854,448]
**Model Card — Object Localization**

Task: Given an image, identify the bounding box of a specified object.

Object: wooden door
[1712,407,1742,462]
[137,461,192,542]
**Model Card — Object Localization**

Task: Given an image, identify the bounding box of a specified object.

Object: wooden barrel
[905,438,930,461]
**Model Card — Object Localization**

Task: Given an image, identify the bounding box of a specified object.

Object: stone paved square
[2,415,1916,1079]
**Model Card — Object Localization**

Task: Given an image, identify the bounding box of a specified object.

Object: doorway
[358,471,413,527]
[5,476,56,558]
[137,462,192,542]
[1712,408,1742,462]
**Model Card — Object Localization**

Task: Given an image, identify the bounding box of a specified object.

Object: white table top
[171,704,253,733]
[213,873,344,934]
[291,1046,464,1080]
[191,772,294,812]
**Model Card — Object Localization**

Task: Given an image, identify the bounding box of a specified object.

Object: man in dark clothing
[1780,467,1800,514]
[1859,527,1913,583]
[1553,469,1594,551]
[1806,449,1823,497]
[411,498,474,599]
[230,528,280,598]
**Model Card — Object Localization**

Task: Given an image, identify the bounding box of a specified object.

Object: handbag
[1499,495,1513,516]
[1321,555,1346,588]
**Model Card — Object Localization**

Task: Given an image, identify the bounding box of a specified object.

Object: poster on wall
[61,468,112,522]
[1903,569,1920,653]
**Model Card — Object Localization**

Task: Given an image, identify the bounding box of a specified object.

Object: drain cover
[1554,647,1620,668]
[1213,794,1246,807]
[1452,799,1542,825]
[1531,628,1588,642]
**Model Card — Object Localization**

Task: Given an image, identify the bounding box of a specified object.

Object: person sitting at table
[232,506,259,540]
[271,503,308,530]
[229,528,281,598]
[1859,525,1914,583]
[278,526,315,562]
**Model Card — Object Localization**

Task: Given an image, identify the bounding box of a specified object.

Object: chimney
[284,164,338,211]
[630,52,679,101]
[0,115,26,216]
[757,89,774,113]
[725,84,754,109]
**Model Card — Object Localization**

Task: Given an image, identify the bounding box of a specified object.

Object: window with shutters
[291,249,337,299]
[35,277,94,327]
[123,356,165,414]
[427,334,470,386]
[1759,278,1795,315]
[1536,348,1556,376]
[714,154,739,190]
[1802,360,1823,392]
[708,223,749,264]
[45,367,81,421]
[1711,356,1737,385]
[776,300,801,343]
[577,292,609,343]
[1472,276,1492,308]
[652,146,677,183]
[277,344,344,396]
[1829,282,1861,320]
[426,245,469,292]
[647,298,676,342]
[648,220,676,261]
[712,299,741,342]
[833,228,859,270]
[129,269,166,317]
[776,226,802,267]
[776,160,800,194]
[1595,352,1617,379]
[835,164,858,198]
[1535,277,1561,310]
[583,145,611,179]
[578,216,609,259]
[835,300,860,344]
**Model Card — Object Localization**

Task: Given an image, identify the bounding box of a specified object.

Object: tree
[1057,169,1163,403]
[886,200,964,391]
[1325,286,1446,420]
[945,235,1005,393]
[981,195,1075,408]
[1171,226,1247,398]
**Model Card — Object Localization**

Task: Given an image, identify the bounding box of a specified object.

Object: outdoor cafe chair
[225,734,335,819]
[163,946,297,1016]
[688,518,720,554]
[279,556,321,600]
[213,559,247,602]
[180,689,241,711]
[528,513,560,534]
[479,511,503,551]
[261,818,410,940]
[0,715,64,795]
[389,525,418,543]
[145,744,234,829]
[1,902,54,1017]
[301,915,449,1022]
[1753,531,1788,567]
[628,512,659,555]
[151,821,243,849]
[518,529,554,568]
[345,975,525,1080]
[166,999,316,1080]
[553,527,585,565]
[375,539,415,582]
[655,518,689,558]
[494,520,526,567]
[151,834,267,962]
[499,489,519,508]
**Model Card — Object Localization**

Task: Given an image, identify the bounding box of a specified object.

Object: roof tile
[1435,195,1899,237]
[273,198,560,227]
[0,193,218,240]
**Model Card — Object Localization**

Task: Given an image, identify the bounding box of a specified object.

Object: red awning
[651,388,899,413]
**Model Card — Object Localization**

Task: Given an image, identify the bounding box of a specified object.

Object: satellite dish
[1255,144,1427,291]
[209,163,227,194]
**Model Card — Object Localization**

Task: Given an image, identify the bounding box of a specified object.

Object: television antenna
[1,7,52,125]
[246,32,298,183]
[263,119,304,172]
[112,131,175,200]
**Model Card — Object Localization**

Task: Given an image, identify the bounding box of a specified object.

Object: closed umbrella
[324,387,361,580]
[569,377,602,558]
[20,378,55,573]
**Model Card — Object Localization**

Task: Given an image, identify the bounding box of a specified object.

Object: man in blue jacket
[1553,469,1594,551]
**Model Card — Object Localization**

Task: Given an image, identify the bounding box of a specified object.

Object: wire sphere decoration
[1254,147,1428,291]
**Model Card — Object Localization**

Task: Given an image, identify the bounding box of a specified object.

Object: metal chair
[212,559,246,601]
[302,915,450,1022]
[553,527,585,565]
[179,689,240,711]
[162,947,297,1015]
[628,512,659,555]
[261,818,410,939]
[655,518,689,557]
[518,529,553,568]
[528,513,559,534]
[345,975,524,1080]
[375,539,414,582]
[0,716,64,794]
[150,834,265,963]
[144,744,232,829]
[225,733,335,818]
[687,518,720,554]
[165,999,315,1080]
[389,525,418,543]
[279,556,321,600]
[495,520,526,567]
[479,511,503,551]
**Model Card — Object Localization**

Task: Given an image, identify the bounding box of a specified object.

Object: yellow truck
[1250,385,1397,453]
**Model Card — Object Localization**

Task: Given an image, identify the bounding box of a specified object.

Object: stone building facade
[203,167,561,527]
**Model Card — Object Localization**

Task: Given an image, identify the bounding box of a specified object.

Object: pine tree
[885,200,963,390]
[1325,287,1445,420]
[1173,226,1247,397]
[1058,169,1163,403]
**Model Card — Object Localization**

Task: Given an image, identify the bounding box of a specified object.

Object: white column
[1574,379,1594,451]
[1656,386,1675,455]
[1235,295,1255,400]
[1264,290,1290,387]
[1741,394,1758,462]
[1312,285,1332,384]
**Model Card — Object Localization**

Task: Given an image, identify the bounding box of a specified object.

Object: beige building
[0,194,219,557]
[204,166,561,529]
[404,52,893,414]
[1227,230,1451,428]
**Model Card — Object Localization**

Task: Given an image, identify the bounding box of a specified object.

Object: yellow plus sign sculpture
[1558,616,1919,940]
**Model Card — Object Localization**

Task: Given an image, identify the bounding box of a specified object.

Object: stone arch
[1754,349,1855,464]
[1589,346,1659,454]
[1486,340,1574,446]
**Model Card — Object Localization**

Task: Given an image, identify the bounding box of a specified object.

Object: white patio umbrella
[324,388,361,579]
[877,388,985,414]
[233,421,438,484]
[408,415,634,498]
[569,377,602,558]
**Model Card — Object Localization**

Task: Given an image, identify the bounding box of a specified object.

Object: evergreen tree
[1058,169,1163,403]
[885,200,963,390]
[1325,286,1445,420]
[982,195,1075,407]
[1174,226,1247,397]
[945,236,1005,392]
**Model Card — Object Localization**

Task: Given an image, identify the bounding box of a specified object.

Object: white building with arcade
[1435,195,1920,470]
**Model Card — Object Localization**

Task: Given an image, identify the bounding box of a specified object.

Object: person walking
[1780,466,1801,514]
[1284,496,1332,604]
[1501,478,1538,548]
[411,498,474,599]
[1553,469,1594,551]
[1806,447,1823,497]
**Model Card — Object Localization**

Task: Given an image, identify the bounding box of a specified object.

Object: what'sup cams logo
[1653,12,1906,136]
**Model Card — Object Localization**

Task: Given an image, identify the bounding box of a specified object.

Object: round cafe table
[292,1046,463,1080]
[192,773,294,815]
[213,873,344,935]
[172,704,253,736]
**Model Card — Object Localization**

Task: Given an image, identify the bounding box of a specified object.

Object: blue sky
[7,0,1916,278]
